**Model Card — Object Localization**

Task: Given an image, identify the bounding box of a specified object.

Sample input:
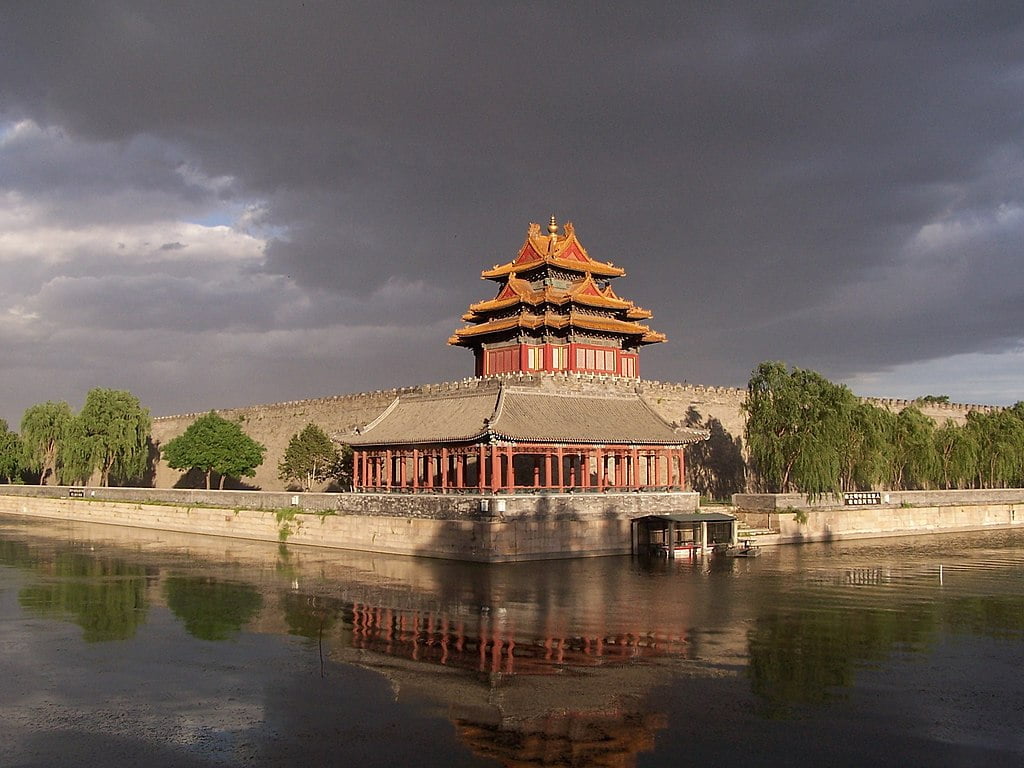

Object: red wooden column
[556,446,564,491]
[505,446,514,490]
[543,451,552,488]
[678,447,687,489]
[385,449,392,490]
[596,448,605,491]
[455,452,464,489]
[631,448,640,490]
[413,449,420,490]
[491,445,500,493]
[479,444,487,491]
[440,447,448,491]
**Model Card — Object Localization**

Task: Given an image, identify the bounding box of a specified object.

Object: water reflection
[1,517,1022,766]
[164,576,263,642]
[13,548,151,643]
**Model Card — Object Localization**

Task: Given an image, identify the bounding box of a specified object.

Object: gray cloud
[1,2,1023,424]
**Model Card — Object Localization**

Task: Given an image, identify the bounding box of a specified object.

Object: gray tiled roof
[342,383,705,447]
[344,391,497,445]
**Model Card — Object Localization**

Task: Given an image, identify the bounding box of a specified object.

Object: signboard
[844,491,881,506]
[68,488,85,498]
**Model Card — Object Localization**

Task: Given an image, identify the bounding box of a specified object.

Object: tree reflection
[0,539,38,569]
[18,551,149,642]
[746,603,940,716]
[163,576,262,641]
[281,591,340,640]
[943,595,1024,638]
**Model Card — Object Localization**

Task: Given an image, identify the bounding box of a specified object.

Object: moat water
[0,515,1021,767]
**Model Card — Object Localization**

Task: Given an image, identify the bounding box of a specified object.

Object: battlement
[153,376,999,423]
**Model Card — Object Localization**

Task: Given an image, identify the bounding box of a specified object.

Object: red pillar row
[351,443,690,493]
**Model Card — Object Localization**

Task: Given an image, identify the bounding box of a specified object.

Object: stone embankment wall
[733,489,1023,544]
[150,374,999,493]
[0,486,699,562]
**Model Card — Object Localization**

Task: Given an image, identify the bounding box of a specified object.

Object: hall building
[345,218,706,494]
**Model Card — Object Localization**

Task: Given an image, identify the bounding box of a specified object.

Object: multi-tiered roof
[448,217,665,378]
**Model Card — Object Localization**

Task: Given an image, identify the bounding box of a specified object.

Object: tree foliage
[743,361,1024,496]
[743,361,858,497]
[20,401,73,484]
[278,423,341,491]
[0,420,23,483]
[162,411,266,490]
[61,388,151,486]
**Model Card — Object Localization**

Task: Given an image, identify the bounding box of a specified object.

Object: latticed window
[551,346,568,370]
[527,347,544,370]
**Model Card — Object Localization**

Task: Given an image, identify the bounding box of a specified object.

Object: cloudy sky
[1,2,1022,425]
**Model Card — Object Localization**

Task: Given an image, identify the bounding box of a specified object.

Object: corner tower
[449,217,666,377]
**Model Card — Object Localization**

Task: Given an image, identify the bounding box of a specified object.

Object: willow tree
[744,361,853,497]
[966,408,1024,488]
[63,388,151,486]
[20,401,73,484]
[0,420,23,483]
[837,401,890,491]
[887,406,939,490]
[934,419,978,490]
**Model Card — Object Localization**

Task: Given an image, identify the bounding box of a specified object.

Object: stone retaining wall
[0,487,700,562]
[733,489,1023,544]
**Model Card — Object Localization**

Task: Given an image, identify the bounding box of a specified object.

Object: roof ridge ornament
[548,214,558,253]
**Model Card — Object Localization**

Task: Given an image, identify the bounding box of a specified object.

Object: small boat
[714,540,761,558]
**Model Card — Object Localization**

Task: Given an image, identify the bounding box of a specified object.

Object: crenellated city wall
[150,374,1000,492]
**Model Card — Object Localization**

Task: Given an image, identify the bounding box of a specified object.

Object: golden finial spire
[548,215,558,236]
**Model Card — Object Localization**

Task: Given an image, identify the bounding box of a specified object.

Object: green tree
[0,420,23,482]
[837,401,890,492]
[744,361,853,498]
[934,420,978,490]
[162,411,266,490]
[20,401,73,484]
[916,394,950,405]
[62,388,151,486]
[279,423,340,491]
[333,443,354,490]
[966,408,1024,488]
[887,406,939,490]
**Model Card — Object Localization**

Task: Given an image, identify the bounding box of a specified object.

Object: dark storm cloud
[1,2,1023,423]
